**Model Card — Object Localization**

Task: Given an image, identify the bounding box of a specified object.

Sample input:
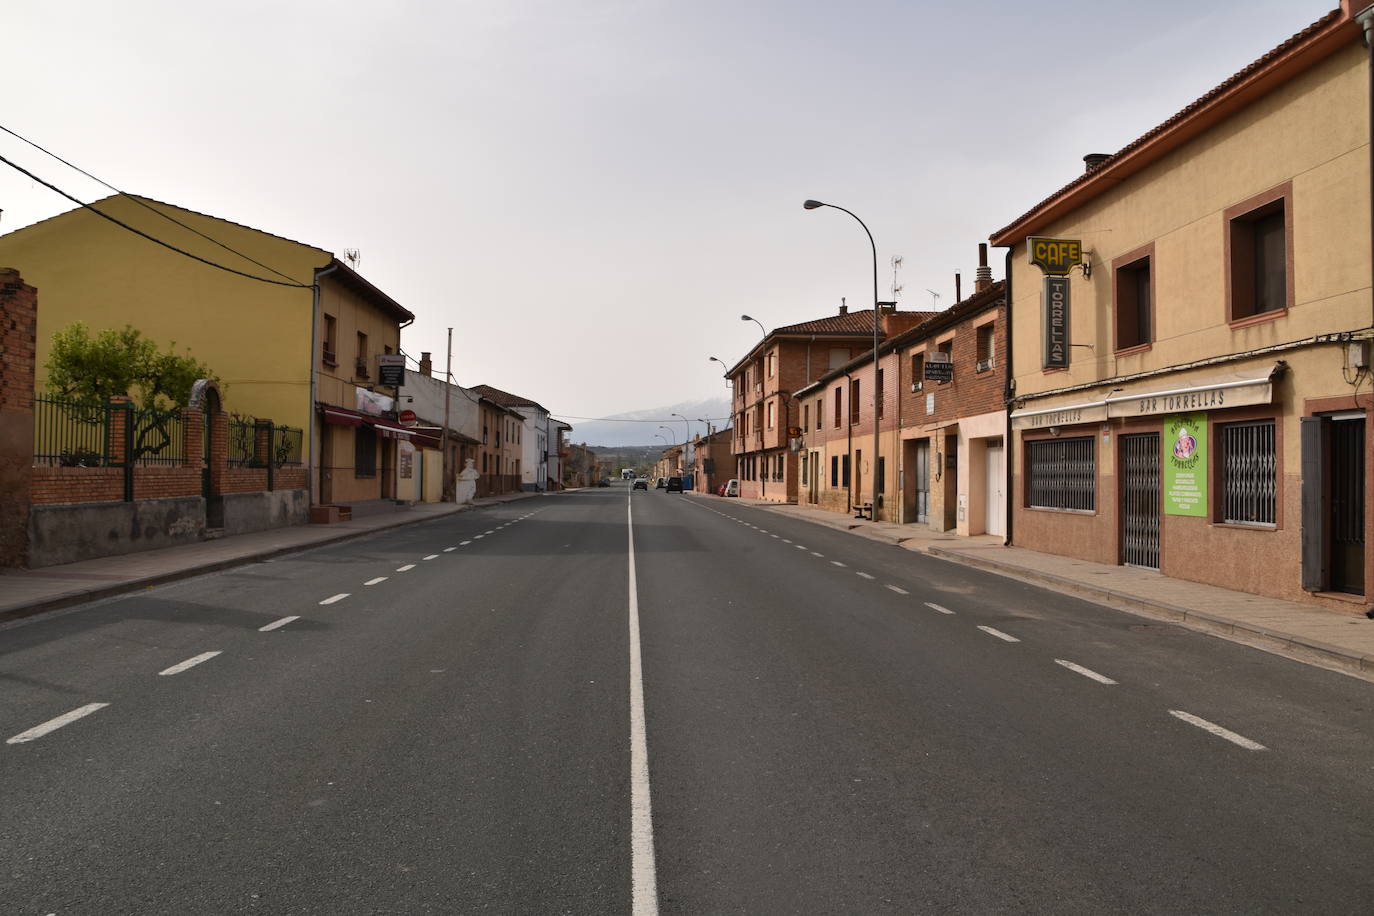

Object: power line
[0,123,302,284]
[0,151,312,288]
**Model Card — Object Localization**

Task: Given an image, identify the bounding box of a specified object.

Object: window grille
[1221,420,1276,526]
[1027,437,1094,511]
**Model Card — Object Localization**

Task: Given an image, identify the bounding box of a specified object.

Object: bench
[854,499,874,520]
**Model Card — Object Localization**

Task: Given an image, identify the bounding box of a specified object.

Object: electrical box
[1346,341,1369,370]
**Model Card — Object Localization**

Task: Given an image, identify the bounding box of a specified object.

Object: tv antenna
[890,255,903,301]
[925,288,941,309]
[343,249,361,271]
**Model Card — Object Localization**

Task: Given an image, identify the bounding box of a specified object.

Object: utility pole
[442,327,453,500]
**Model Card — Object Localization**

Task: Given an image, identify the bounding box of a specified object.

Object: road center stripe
[1169,710,1267,750]
[259,616,300,632]
[977,626,1020,643]
[627,488,659,914]
[925,602,954,615]
[159,651,221,676]
[320,593,349,605]
[1054,659,1117,684]
[7,703,109,744]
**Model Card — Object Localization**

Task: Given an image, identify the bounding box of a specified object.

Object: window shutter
[1300,417,1326,592]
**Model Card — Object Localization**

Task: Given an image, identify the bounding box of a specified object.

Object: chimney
[954,272,962,304]
[1083,152,1111,172]
[419,352,432,377]
[975,243,993,292]
[838,297,848,316]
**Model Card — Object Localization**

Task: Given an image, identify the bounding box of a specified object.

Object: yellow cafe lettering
[1028,237,1083,275]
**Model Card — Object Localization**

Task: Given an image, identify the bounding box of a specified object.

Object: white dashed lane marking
[423,554,439,560]
[320,593,349,605]
[460,540,472,546]
[260,616,300,632]
[364,577,388,586]
[443,547,457,552]
[159,651,222,676]
[925,602,954,615]
[977,626,1020,643]
[7,703,109,745]
[886,585,909,595]
[856,572,875,580]
[1055,659,1117,685]
[1169,710,1267,750]
[831,561,847,568]
[396,564,415,572]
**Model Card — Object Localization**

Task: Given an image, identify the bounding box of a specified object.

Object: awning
[372,422,412,440]
[322,407,363,427]
[1104,362,1281,418]
[1010,400,1108,431]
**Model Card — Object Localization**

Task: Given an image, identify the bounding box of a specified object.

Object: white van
[724,479,740,497]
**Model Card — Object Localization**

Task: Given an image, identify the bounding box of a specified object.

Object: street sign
[1042,276,1070,369]
[398,409,418,426]
[924,352,953,383]
[377,354,406,388]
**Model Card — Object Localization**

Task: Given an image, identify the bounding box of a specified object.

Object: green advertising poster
[1163,412,1208,517]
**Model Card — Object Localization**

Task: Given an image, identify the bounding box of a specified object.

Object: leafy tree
[46,322,219,409]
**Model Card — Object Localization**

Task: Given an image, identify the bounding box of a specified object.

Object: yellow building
[0,195,415,514]
[993,3,1372,609]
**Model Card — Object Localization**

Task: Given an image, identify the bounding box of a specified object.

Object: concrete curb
[926,544,1374,680]
[0,493,542,625]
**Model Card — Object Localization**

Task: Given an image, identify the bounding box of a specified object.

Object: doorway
[984,439,1005,537]
[1330,416,1365,594]
[1120,432,1160,570]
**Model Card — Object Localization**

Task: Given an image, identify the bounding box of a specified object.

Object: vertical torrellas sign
[1042,276,1069,369]
[1163,412,1208,517]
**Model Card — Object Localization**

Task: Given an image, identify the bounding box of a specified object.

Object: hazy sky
[3,0,1335,422]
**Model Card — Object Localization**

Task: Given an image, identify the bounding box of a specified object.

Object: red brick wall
[898,304,1007,429]
[0,270,36,566]
[31,465,201,504]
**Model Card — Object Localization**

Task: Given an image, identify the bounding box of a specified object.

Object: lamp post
[805,198,882,517]
[740,314,766,339]
[659,425,678,474]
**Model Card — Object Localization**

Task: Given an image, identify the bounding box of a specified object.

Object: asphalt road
[3,481,1373,914]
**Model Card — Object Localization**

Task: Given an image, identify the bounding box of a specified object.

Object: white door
[985,443,1006,537]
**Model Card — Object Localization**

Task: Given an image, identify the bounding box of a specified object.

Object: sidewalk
[720,494,1374,682]
[0,492,544,623]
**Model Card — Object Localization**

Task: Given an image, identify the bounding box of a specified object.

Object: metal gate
[1121,433,1160,570]
[1330,417,1365,594]
[914,441,929,524]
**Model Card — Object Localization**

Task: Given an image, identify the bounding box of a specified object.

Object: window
[833,386,843,428]
[322,314,337,365]
[767,401,775,429]
[876,456,886,494]
[1227,185,1290,322]
[829,348,849,370]
[937,340,953,384]
[976,324,996,370]
[910,353,924,392]
[1220,420,1276,526]
[355,332,369,378]
[482,422,489,445]
[1026,437,1095,511]
[801,453,808,486]
[1114,248,1152,351]
[803,404,810,431]
[842,453,851,487]
[774,454,783,481]
[831,455,839,487]
[814,399,822,431]
[768,351,775,378]
[849,379,860,425]
[876,368,885,419]
[355,425,377,477]
[482,452,488,473]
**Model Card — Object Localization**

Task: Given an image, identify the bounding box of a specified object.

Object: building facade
[993,3,1373,609]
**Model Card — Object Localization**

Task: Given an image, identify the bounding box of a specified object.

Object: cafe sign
[1042,276,1070,369]
[1028,237,1083,276]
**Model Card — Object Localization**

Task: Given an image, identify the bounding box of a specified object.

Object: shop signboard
[1042,276,1070,369]
[1163,412,1208,517]
[924,351,953,382]
[377,354,406,388]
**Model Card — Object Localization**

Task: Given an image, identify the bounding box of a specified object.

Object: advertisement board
[1163,412,1208,516]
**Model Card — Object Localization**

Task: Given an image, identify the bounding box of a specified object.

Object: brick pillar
[107,396,132,464]
[182,406,203,468]
[253,419,272,467]
[0,269,36,567]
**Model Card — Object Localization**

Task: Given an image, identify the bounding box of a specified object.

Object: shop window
[1228,186,1290,322]
[1220,420,1276,526]
[1026,437,1094,511]
[1114,253,1152,351]
[355,425,377,478]
[976,324,996,371]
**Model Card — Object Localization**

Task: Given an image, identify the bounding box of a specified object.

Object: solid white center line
[977,626,1020,643]
[925,602,954,615]
[423,554,439,560]
[396,564,415,572]
[7,703,109,745]
[886,585,909,595]
[1169,710,1267,750]
[626,484,659,914]
[259,616,300,632]
[831,560,847,567]
[460,540,472,546]
[856,571,875,580]
[1055,659,1117,685]
[159,651,221,676]
[320,593,349,605]
[364,577,388,586]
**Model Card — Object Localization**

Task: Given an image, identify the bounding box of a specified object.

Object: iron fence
[129,406,185,466]
[272,425,303,467]
[227,416,258,468]
[33,396,108,467]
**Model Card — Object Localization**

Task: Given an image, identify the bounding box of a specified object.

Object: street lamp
[805,198,881,517]
[740,314,766,338]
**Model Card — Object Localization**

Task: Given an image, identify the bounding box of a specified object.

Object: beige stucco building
[993,3,1374,609]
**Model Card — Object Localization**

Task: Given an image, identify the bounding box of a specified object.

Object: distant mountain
[564,396,731,447]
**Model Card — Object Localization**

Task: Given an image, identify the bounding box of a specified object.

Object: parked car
[655,477,667,489]
[716,483,726,496]
[597,478,611,487]
[666,476,683,492]
[723,478,740,497]
[632,479,648,490]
